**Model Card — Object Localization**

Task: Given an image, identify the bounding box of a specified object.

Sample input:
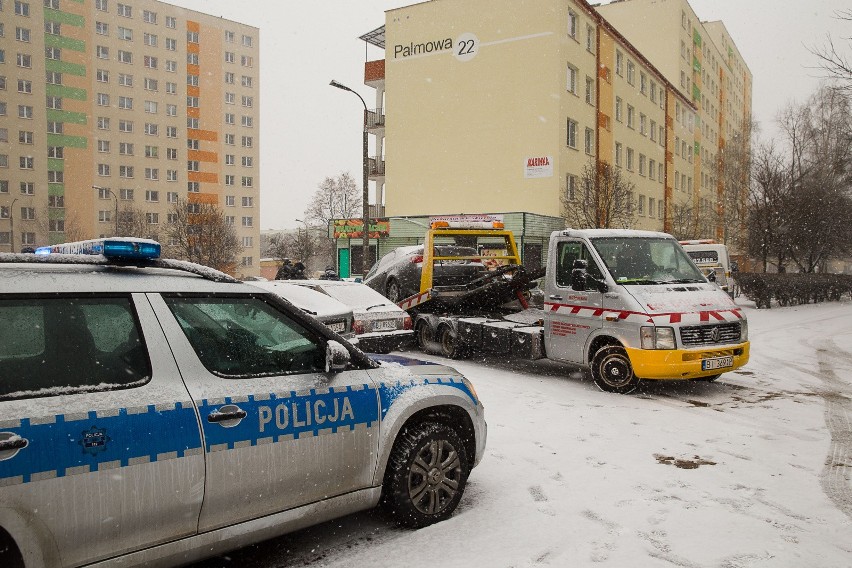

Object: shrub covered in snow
[736,273,852,308]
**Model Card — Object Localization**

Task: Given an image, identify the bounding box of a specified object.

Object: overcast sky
[166,0,851,230]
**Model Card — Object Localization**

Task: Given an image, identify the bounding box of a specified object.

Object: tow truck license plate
[702,356,733,371]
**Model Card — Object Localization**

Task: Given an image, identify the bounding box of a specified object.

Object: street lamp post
[8,198,18,252]
[92,185,118,236]
[329,79,370,276]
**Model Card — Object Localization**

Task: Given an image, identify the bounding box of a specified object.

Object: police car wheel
[591,346,639,394]
[438,325,467,360]
[384,422,469,528]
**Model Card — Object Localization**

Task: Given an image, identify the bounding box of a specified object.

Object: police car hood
[368,353,456,376]
[623,283,737,314]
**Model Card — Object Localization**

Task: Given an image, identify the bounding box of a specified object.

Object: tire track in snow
[814,338,852,521]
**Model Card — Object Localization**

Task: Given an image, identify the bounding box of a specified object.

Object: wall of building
[0,0,261,276]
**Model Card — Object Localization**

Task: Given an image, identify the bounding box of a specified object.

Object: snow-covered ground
[197,299,852,568]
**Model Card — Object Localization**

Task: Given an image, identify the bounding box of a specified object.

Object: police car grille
[680,323,741,347]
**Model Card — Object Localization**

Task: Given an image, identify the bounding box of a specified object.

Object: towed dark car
[363,245,487,302]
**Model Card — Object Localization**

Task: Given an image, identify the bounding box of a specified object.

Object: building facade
[0,0,260,276]
[359,0,751,240]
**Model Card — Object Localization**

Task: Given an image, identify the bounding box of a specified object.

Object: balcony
[368,156,385,181]
[366,107,385,133]
[364,59,385,86]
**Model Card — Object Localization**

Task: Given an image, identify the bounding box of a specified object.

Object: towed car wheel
[386,279,402,303]
[384,422,468,528]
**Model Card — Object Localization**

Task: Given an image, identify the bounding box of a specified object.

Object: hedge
[735,273,852,309]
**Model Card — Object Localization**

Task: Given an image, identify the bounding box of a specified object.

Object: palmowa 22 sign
[333,218,391,239]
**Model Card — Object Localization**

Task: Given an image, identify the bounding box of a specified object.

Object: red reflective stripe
[669,313,681,324]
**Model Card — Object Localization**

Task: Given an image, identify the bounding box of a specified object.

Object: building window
[166,16,176,29]
[187,31,199,43]
[614,142,622,167]
[18,131,33,144]
[118,50,132,64]
[241,136,252,148]
[225,154,235,166]
[166,60,177,72]
[96,92,109,106]
[639,154,646,176]
[241,55,252,67]
[144,168,158,181]
[241,75,253,88]
[640,72,647,95]
[144,145,158,158]
[225,51,235,64]
[584,128,594,155]
[144,55,158,69]
[225,72,235,84]
[143,10,156,24]
[241,196,253,207]
[18,105,34,119]
[144,123,158,136]
[241,156,253,168]
[144,33,157,47]
[241,216,253,227]
[96,69,109,83]
[119,165,134,178]
[241,176,253,188]
[166,81,176,94]
[225,133,235,145]
[187,160,199,172]
[20,182,35,195]
[96,117,110,130]
[167,170,177,182]
[15,1,31,16]
[119,120,133,133]
[648,197,655,217]
[45,46,61,60]
[118,96,132,109]
[167,148,177,160]
[166,126,178,138]
[639,113,647,136]
[568,11,577,38]
[638,194,645,215]
[187,117,199,129]
[96,140,109,153]
[225,174,235,186]
[225,30,235,43]
[146,213,159,225]
[241,34,253,47]
[649,159,656,180]
[566,65,577,94]
[585,77,594,105]
[225,113,235,125]
[225,92,235,104]
[586,25,594,52]
[241,116,253,128]
[47,170,63,183]
[18,79,32,93]
[626,148,634,171]
[96,0,108,11]
[97,163,111,176]
[145,190,158,202]
[144,78,158,91]
[119,73,133,87]
[166,37,176,51]
[626,60,635,85]
[118,26,132,41]
[119,142,134,155]
[242,95,254,107]
[17,53,32,68]
[566,119,577,148]
[16,27,31,42]
[117,3,131,17]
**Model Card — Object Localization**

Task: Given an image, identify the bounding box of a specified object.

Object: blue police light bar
[44,238,161,260]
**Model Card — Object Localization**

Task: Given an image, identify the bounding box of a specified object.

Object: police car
[0,239,486,568]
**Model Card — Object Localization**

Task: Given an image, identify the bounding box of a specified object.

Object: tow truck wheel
[695,374,721,382]
[438,325,467,359]
[386,279,402,303]
[591,345,640,394]
[383,422,469,528]
[416,320,433,351]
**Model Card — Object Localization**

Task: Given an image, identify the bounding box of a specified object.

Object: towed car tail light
[410,255,423,264]
[403,316,413,330]
[352,320,365,334]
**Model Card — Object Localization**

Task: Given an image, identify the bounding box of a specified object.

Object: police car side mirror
[325,340,350,373]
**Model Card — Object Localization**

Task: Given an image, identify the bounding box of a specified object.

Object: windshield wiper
[366,303,394,311]
[616,278,663,285]
[665,278,706,284]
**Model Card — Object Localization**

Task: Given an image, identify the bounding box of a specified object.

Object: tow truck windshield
[591,237,706,285]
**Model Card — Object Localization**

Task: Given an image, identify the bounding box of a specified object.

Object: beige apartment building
[359,0,751,239]
[0,0,260,276]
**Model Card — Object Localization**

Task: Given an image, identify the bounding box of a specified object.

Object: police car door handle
[0,437,28,451]
[549,294,562,300]
[207,407,248,423]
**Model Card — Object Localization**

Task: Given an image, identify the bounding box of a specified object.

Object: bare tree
[266,227,327,274]
[747,142,791,272]
[303,172,361,229]
[562,160,636,229]
[809,9,852,92]
[163,198,241,272]
[116,205,156,240]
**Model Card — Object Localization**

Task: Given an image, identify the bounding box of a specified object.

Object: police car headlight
[740,320,748,342]
[655,327,676,350]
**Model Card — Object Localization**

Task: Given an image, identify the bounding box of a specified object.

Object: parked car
[290,280,414,353]
[0,238,486,568]
[363,245,487,302]
[249,280,354,340]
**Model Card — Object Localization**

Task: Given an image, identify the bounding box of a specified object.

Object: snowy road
[195,300,852,568]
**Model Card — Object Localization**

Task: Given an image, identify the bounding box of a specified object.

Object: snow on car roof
[248,280,352,318]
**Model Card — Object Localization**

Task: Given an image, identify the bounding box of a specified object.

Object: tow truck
[393,217,750,394]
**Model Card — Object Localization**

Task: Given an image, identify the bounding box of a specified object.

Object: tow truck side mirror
[571,259,587,291]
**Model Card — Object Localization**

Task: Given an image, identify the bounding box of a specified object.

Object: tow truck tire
[695,374,721,382]
[591,345,640,394]
[386,279,402,303]
[416,320,433,351]
[438,325,467,359]
[383,422,469,528]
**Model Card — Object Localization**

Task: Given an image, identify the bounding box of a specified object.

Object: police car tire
[384,422,469,528]
[438,325,467,360]
[591,345,640,394]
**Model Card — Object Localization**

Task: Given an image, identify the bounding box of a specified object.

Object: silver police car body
[0,241,486,568]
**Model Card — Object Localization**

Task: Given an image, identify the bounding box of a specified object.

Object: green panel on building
[45,59,86,76]
[49,233,67,245]
[48,183,65,196]
[47,109,87,125]
[692,84,701,102]
[47,158,65,171]
[47,84,87,101]
[44,8,85,27]
[47,134,87,148]
[45,34,86,52]
[695,141,700,155]
[693,56,701,73]
[48,208,66,221]
[693,29,702,47]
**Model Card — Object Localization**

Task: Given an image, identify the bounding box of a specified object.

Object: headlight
[655,327,676,350]
[740,319,748,341]
[640,326,675,349]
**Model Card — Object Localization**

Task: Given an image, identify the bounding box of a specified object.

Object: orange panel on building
[188,150,218,162]
[188,172,219,183]
[188,193,219,205]
[188,129,218,141]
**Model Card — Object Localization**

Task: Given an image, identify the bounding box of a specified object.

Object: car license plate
[327,321,346,333]
[702,356,733,371]
[373,320,397,331]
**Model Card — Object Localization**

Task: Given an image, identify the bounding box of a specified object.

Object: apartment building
[0,0,260,276]
[358,0,751,238]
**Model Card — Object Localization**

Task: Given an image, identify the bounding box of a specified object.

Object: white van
[679,240,734,297]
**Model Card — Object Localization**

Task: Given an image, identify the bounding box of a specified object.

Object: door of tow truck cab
[544,239,604,364]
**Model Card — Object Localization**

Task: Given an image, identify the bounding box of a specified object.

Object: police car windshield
[591,237,705,285]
